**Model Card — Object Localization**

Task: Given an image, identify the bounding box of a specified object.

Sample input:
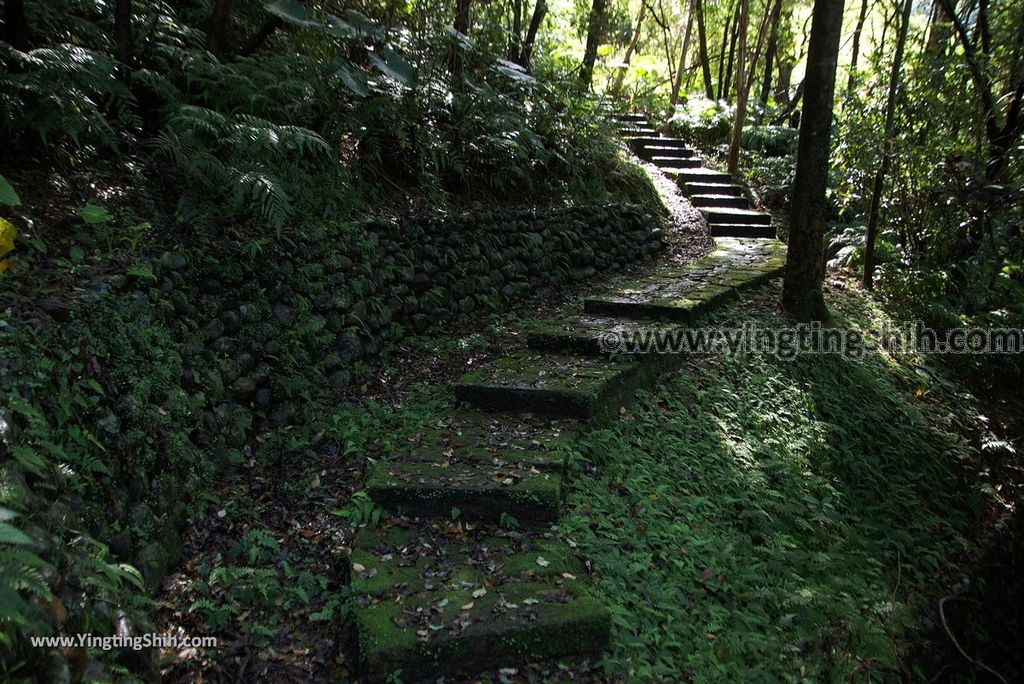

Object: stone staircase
[614,113,776,239]
[350,113,788,682]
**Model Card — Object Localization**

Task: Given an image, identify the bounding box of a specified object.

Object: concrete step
[614,113,649,123]
[638,145,695,162]
[654,157,702,170]
[620,126,657,136]
[668,168,734,186]
[685,182,744,197]
[627,136,688,149]
[708,223,777,239]
[353,521,610,680]
[701,207,771,226]
[454,351,654,419]
[690,194,752,209]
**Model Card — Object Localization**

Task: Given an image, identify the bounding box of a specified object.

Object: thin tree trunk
[759,0,783,107]
[519,0,547,68]
[695,0,714,98]
[774,0,795,106]
[240,16,282,56]
[578,0,608,91]
[782,0,845,322]
[671,0,697,106]
[717,7,734,99]
[610,3,647,97]
[4,0,29,50]
[863,0,913,289]
[845,0,870,99]
[510,0,523,60]
[208,0,234,58]
[727,0,750,174]
[452,0,472,81]
[115,0,132,63]
[722,2,741,101]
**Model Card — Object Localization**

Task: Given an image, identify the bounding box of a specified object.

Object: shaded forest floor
[151,158,1022,682]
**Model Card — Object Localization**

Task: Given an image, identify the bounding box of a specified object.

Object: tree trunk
[696,0,715,98]
[863,0,912,290]
[844,0,869,99]
[722,1,741,101]
[759,0,782,107]
[207,0,234,58]
[774,0,795,107]
[782,0,845,322]
[519,0,547,68]
[671,0,697,106]
[509,0,523,60]
[925,0,955,59]
[115,0,132,63]
[240,16,282,56]
[727,0,750,174]
[4,0,29,50]
[720,1,737,99]
[610,2,647,98]
[452,0,472,81]
[578,0,608,91]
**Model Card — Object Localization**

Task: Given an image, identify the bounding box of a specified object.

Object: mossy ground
[560,279,1018,681]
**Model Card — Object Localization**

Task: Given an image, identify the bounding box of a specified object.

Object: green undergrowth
[562,280,1010,681]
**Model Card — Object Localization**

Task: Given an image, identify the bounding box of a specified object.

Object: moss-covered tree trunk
[782,0,845,323]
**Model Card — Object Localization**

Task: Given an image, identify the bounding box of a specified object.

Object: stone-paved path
[350,114,787,681]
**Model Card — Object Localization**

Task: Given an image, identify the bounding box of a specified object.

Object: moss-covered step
[352,520,609,680]
[453,351,653,419]
[387,411,577,472]
[709,223,777,239]
[350,519,586,597]
[358,582,608,681]
[583,238,788,322]
[525,313,688,358]
[691,194,752,210]
[367,460,563,524]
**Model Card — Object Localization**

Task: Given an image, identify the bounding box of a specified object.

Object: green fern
[153,105,333,229]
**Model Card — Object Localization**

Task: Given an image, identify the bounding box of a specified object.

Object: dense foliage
[1,0,1022,680]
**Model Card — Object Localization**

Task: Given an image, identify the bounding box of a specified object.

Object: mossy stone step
[583,238,788,322]
[367,460,562,524]
[389,411,577,472]
[614,113,649,122]
[652,157,702,169]
[358,582,609,681]
[639,145,696,161]
[701,207,771,225]
[526,314,688,358]
[454,351,652,419]
[691,194,752,209]
[709,223,777,239]
[353,521,609,680]
[685,182,744,196]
